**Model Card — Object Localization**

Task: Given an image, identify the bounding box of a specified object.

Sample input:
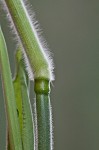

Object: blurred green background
[0,0,99,150]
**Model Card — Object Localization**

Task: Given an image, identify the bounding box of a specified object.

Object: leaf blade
[0,27,22,150]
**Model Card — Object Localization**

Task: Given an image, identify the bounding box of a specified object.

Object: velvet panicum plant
[0,0,54,150]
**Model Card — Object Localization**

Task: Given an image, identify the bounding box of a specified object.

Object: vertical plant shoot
[1,0,55,149]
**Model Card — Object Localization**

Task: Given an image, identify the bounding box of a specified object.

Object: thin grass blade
[0,27,22,150]
[13,48,34,150]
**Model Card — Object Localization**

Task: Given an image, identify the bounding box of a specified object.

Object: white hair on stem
[33,99,38,150]
[33,98,54,150]
[49,100,54,150]
[0,0,34,80]
[1,0,55,81]
[21,0,55,81]
[21,48,34,80]
[0,0,19,44]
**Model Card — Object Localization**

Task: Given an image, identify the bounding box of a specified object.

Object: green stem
[2,1,54,149]
[4,0,53,80]
[34,79,53,150]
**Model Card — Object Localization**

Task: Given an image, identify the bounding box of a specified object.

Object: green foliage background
[0,0,99,150]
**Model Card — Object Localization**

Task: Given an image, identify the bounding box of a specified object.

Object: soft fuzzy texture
[1,0,55,81]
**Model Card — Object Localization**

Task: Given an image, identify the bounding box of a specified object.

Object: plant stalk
[34,79,53,150]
